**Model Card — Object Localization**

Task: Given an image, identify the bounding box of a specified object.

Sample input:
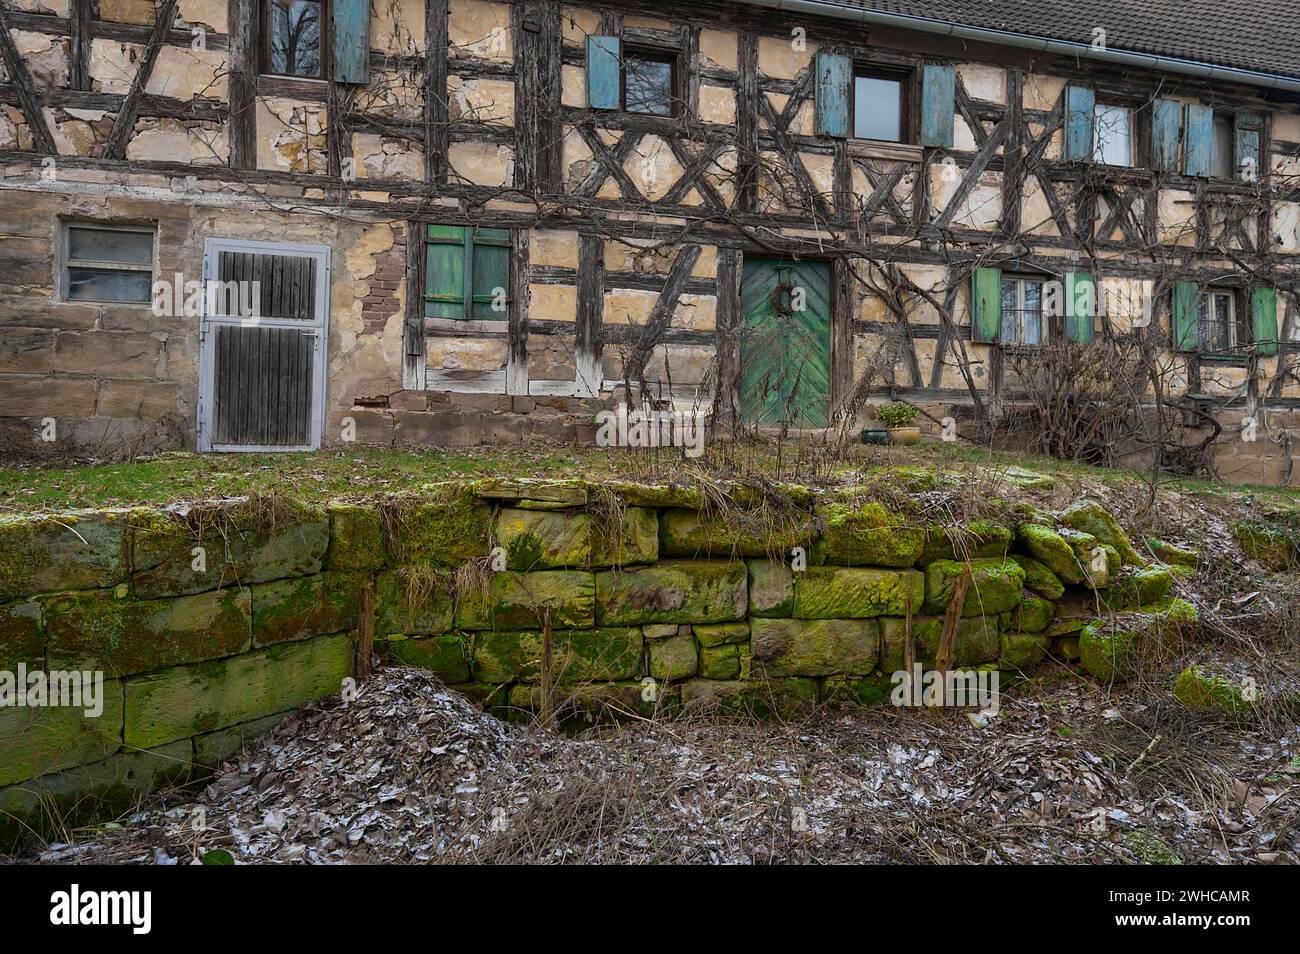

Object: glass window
[1199,291,1237,351]
[63,225,154,303]
[265,0,323,79]
[1211,114,1235,178]
[1000,276,1044,346]
[854,74,903,142]
[1092,104,1132,166]
[624,52,675,116]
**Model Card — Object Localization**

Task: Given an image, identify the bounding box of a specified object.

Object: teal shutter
[1064,85,1095,161]
[586,36,620,110]
[1172,282,1200,352]
[1065,272,1095,344]
[971,267,1002,343]
[1151,98,1181,171]
[470,228,511,320]
[919,64,956,147]
[332,0,370,84]
[1252,287,1278,356]
[1235,112,1263,181]
[425,225,467,320]
[814,51,851,138]
[1183,105,1213,177]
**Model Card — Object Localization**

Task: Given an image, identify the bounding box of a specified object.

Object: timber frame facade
[3,0,1300,483]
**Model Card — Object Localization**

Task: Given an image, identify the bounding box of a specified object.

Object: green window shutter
[1065,272,1095,344]
[1183,104,1213,177]
[586,36,621,110]
[425,225,467,320]
[1235,112,1263,181]
[470,228,512,320]
[1064,85,1095,161]
[1172,281,1200,352]
[332,0,370,84]
[814,51,851,138]
[1151,98,1181,171]
[1252,286,1278,356]
[971,267,1002,343]
[919,64,956,148]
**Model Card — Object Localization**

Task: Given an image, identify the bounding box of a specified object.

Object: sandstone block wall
[0,477,1205,844]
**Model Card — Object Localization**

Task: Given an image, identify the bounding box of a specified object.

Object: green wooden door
[739,257,832,427]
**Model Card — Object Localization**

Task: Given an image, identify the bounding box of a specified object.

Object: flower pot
[861,428,890,445]
[888,426,922,446]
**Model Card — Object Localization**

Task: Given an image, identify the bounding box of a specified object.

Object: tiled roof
[791,1,1300,81]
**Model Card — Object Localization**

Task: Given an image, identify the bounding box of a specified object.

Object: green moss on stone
[919,521,1013,565]
[699,643,740,679]
[0,600,43,672]
[325,502,385,572]
[1057,500,1143,566]
[1148,538,1199,569]
[747,559,793,617]
[1078,598,1197,682]
[590,506,658,567]
[1010,555,1065,600]
[471,627,642,684]
[999,631,1051,670]
[1011,593,1055,633]
[922,558,1025,617]
[649,633,697,680]
[379,634,470,683]
[660,508,815,560]
[595,561,747,625]
[751,617,879,677]
[793,567,925,620]
[455,570,595,631]
[813,501,925,568]
[251,572,362,647]
[384,486,492,568]
[497,508,592,569]
[693,621,749,647]
[680,677,818,719]
[375,569,454,635]
[1105,565,1174,610]
[1172,666,1255,712]
[0,511,127,602]
[1231,520,1298,571]
[821,674,894,707]
[1016,523,1084,584]
[878,615,999,670]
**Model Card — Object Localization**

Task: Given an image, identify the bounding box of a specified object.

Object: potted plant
[876,403,922,446]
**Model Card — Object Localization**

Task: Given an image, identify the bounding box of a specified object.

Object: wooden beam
[424,0,449,183]
[225,0,256,170]
[506,228,530,395]
[102,0,180,160]
[69,0,91,91]
[623,244,703,394]
[575,234,606,397]
[0,4,56,154]
[404,221,427,390]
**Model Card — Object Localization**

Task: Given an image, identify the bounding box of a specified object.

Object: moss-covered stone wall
[0,477,1200,845]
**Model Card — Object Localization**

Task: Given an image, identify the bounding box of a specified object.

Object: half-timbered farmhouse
[3,0,1300,482]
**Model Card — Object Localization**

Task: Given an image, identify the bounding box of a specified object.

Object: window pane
[1000,278,1018,343]
[269,0,321,78]
[67,267,152,302]
[1023,281,1043,345]
[854,76,901,142]
[1211,115,1234,178]
[68,227,152,265]
[625,55,673,115]
[1092,104,1132,166]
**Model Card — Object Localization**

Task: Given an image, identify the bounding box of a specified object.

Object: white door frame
[197,238,331,452]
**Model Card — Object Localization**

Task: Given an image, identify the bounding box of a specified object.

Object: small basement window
[423,225,511,320]
[62,224,155,303]
[623,49,678,116]
[1000,275,1044,346]
[262,0,327,79]
[1092,103,1133,166]
[853,72,904,142]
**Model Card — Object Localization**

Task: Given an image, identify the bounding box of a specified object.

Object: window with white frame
[1199,289,1238,351]
[1000,275,1044,346]
[1092,103,1133,166]
[62,223,155,303]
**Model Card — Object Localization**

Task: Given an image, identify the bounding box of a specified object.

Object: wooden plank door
[197,239,330,451]
[739,257,832,428]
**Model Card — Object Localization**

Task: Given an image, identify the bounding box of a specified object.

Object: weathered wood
[736,31,759,214]
[506,228,530,396]
[711,247,741,427]
[513,0,561,192]
[102,0,180,161]
[226,0,256,170]
[425,0,449,182]
[68,0,90,91]
[623,244,702,394]
[0,4,56,154]
[404,222,427,390]
[574,234,605,397]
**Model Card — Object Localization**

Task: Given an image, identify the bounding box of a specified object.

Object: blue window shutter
[1151,98,1181,171]
[1235,112,1263,181]
[814,51,851,138]
[971,267,1002,343]
[586,36,620,110]
[332,0,370,85]
[1064,85,1095,161]
[1183,105,1213,177]
[1065,273,1095,344]
[1252,287,1278,356]
[920,64,956,147]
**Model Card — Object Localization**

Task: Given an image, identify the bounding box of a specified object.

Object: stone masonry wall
[0,476,1201,845]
